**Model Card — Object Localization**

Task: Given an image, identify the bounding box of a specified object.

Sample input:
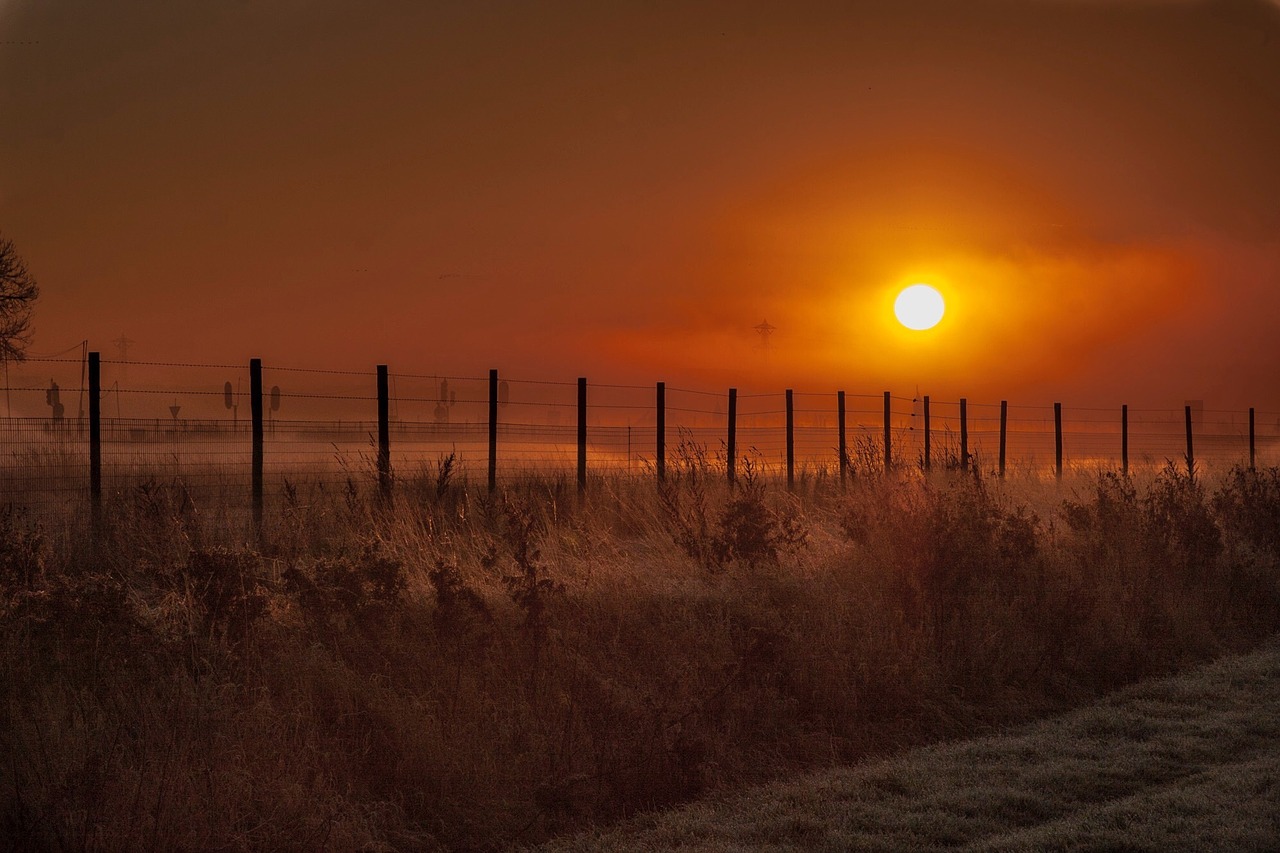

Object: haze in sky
[2,0,1278,408]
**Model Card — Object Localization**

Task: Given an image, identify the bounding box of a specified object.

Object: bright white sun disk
[894,284,945,330]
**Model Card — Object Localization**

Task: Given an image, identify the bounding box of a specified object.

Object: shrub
[1141,463,1222,585]
[1061,470,1142,565]
[659,444,806,570]
[283,542,406,637]
[717,458,807,568]
[3,568,140,687]
[1212,465,1280,612]
[835,473,1050,691]
[184,547,270,650]
[1213,465,1280,559]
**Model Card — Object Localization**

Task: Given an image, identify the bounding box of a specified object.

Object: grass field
[2,451,1279,850]
[537,638,1280,852]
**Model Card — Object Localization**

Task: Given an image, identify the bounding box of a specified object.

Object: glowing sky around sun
[2,0,1279,408]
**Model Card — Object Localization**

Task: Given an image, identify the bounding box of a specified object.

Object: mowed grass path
[537,639,1280,852]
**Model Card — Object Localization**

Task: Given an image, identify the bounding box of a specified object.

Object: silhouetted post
[1054,402,1063,481]
[250,358,264,535]
[883,391,892,474]
[837,390,847,487]
[488,369,498,491]
[656,382,666,484]
[577,377,587,493]
[1185,404,1194,478]
[923,395,932,473]
[1122,405,1129,476]
[727,388,737,487]
[999,400,1008,478]
[377,365,391,502]
[1249,407,1256,472]
[960,398,969,472]
[785,389,795,491]
[88,348,100,535]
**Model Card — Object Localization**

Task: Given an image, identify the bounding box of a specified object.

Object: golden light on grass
[894,283,946,331]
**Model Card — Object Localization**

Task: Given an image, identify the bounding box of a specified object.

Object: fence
[2,354,1277,528]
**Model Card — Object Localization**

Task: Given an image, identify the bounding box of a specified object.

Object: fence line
[3,354,1279,527]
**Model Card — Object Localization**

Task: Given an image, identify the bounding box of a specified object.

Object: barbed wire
[667,386,730,397]
[385,371,488,382]
[115,388,227,396]
[100,359,246,370]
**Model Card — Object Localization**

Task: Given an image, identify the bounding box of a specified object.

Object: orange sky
[2,0,1279,409]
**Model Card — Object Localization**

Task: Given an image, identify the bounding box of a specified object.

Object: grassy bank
[2,456,1279,850]
[537,638,1280,851]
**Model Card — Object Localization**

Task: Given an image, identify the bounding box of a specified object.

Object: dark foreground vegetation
[3,453,1280,851]
[539,638,1280,852]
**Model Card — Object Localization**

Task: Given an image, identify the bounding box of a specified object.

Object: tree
[0,233,39,362]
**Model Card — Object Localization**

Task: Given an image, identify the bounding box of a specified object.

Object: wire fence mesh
[3,356,1277,524]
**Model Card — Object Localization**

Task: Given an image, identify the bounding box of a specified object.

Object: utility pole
[754,319,776,367]
[113,334,136,381]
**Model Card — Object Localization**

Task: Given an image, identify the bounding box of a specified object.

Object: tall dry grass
[2,452,1279,851]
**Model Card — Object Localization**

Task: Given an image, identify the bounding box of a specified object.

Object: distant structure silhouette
[45,379,63,425]
[434,379,457,424]
[114,334,136,380]
[113,334,135,362]
[754,319,776,366]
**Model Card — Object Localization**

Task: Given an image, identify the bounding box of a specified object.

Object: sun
[894,284,945,331]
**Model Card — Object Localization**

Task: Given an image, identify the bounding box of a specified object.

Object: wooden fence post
[785,389,795,491]
[577,377,587,493]
[1249,407,1256,472]
[250,358,264,536]
[656,381,666,484]
[488,369,498,491]
[923,395,931,473]
[960,397,969,472]
[377,365,391,502]
[1185,404,1194,478]
[89,351,101,537]
[837,390,847,487]
[1122,404,1129,476]
[1054,402,1063,481]
[883,391,891,474]
[727,388,737,486]
[999,400,1008,478]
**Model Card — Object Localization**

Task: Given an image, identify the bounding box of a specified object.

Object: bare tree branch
[0,233,40,362]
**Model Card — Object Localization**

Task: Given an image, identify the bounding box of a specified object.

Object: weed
[492,495,563,692]
[435,451,457,499]
[0,506,45,595]
[658,436,722,570]
[848,434,884,478]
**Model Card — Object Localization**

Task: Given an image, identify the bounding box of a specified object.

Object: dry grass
[1,457,1279,851]
[536,639,1280,852]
